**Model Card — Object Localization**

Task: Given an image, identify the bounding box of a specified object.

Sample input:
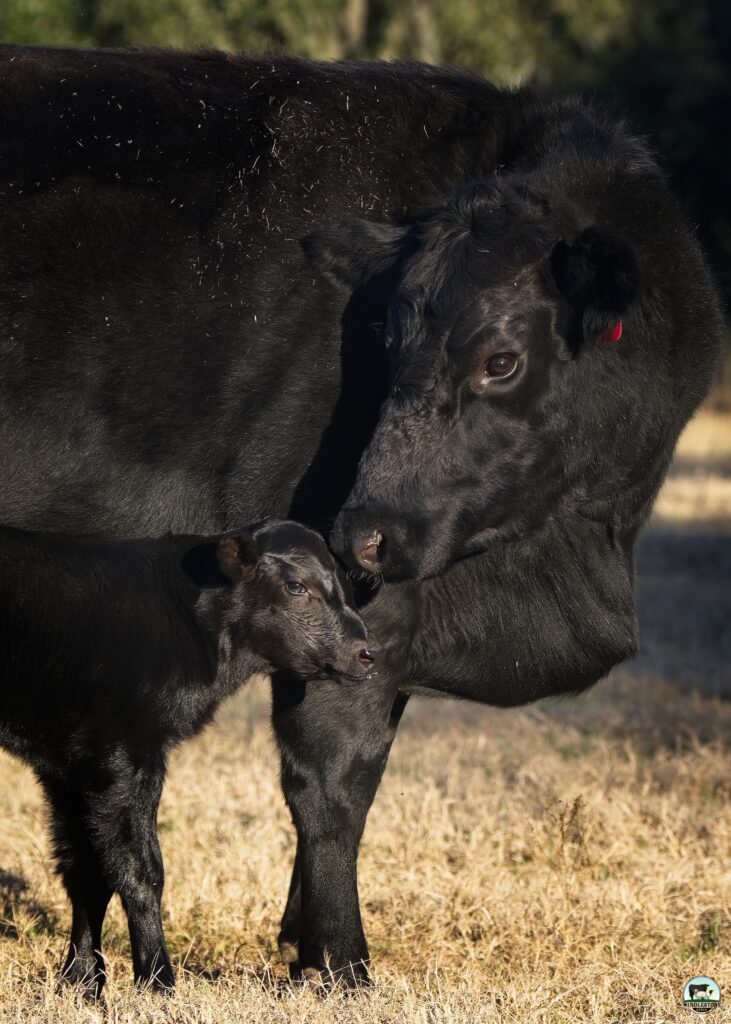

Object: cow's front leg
[272,672,407,986]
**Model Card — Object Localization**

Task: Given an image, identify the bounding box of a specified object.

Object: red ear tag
[600,320,623,343]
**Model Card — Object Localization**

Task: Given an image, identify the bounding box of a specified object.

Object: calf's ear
[550,227,640,339]
[302,218,410,290]
[217,531,258,581]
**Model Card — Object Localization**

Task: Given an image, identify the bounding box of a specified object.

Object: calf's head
[215,520,381,679]
[305,180,697,580]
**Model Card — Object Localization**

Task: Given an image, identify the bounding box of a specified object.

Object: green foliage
[0,0,729,302]
[0,0,85,46]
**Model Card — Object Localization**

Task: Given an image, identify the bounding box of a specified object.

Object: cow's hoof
[60,957,106,1001]
[140,970,175,995]
[136,958,175,994]
[147,974,175,995]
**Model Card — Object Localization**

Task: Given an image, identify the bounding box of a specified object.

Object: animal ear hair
[301,218,410,289]
[217,531,258,581]
[551,226,640,338]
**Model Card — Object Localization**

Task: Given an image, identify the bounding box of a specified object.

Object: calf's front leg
[87,750,175,992]
[42,780,112,999]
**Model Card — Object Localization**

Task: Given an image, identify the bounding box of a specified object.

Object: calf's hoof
[280,941,299,966]
[301,958,372,992]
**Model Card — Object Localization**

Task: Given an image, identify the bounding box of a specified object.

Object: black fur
[0,46,721,985]
[0,520,375,994]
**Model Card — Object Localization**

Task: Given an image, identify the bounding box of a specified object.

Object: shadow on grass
[631,527,731,699]
[537,673,731,755]
[0,869,57,939]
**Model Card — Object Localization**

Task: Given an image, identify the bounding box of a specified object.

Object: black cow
[688,984,716,1001]
[0,520,378,994]
[0,46,721,985]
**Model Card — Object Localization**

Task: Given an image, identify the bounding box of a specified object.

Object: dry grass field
[0,406,729,1023]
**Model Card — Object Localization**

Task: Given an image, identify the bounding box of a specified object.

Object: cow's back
[0,47,512,536]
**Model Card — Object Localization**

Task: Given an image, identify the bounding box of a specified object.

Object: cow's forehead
[454,290,546,350]
[400,205,553,316]
[395,260,548,341]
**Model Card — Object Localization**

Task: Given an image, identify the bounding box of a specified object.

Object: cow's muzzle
[331,506,423,580]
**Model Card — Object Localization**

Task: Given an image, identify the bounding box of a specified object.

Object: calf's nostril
[358,648,375,665]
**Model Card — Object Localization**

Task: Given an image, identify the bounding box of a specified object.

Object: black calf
[0,520,377,995]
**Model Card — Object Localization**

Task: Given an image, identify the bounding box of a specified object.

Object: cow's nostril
[353,531,383,570]
[358,649,374,665]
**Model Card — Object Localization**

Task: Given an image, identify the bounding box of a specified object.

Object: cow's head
[304,180,710,580]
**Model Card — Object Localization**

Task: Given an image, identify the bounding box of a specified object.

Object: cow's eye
[285,580,308,596]
[485,352,519,379]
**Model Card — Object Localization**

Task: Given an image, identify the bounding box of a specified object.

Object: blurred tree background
[1,0,729,324]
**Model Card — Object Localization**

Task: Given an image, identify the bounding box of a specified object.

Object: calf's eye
[485,352,519,379]
[285,580,308,596]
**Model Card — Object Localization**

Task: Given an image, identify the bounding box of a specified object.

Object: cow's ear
[302,218,410,289]
[551,227,640,339]
[217,531,258,581]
